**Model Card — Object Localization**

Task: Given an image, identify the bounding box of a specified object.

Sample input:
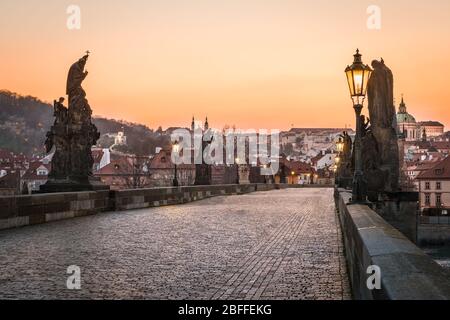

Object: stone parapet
[336,188,450,300]
[0,190,113,230]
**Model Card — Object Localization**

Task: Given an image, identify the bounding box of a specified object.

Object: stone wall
[336,189,450,300]
[418,222,450,245]
[114,184,258,211]
[373,192,419,243]
[0,190,113,230]
[0,184,303,231]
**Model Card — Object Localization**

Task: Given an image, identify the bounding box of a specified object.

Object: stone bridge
[1,185,450,300]
[0,188,350,300]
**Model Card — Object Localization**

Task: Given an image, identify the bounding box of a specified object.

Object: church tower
[398,95,407,113]
[396,95,419,142]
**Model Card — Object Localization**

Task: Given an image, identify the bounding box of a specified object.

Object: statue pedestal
[238,165,250,185]
[194,164,212,186]
[39,177,110,193]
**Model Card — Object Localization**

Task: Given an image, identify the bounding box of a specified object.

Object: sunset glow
[1,0,450,130]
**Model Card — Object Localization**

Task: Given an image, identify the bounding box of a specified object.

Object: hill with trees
[0,90,169,156]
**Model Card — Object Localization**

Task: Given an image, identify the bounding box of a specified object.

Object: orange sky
[1,0,450,130]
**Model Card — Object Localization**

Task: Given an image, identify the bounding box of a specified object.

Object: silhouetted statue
[340,131,352,162]
[338,131,353,188]
[361,59,399,194]
[41,52,108,193]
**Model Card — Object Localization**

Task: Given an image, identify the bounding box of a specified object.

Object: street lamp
[336,137,344,153]
[345,49,372,203]
[172,140,180,187]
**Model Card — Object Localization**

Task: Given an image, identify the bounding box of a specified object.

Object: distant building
[417,156,450,216]
[281,132,297,146]
[95,155,152,190]
[114,130,127,146]
[21,161,51,194]
[405,159,443,190]
[314,152,337,170]
[149,147,195,187]
[0,171,20,195]
[316,167,335,186]
[419,121,445,139]
[92,148,111,172]
[397,96,445,141]
[397,97,420,141]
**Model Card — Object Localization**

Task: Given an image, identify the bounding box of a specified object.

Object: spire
[191,116,195,131]
[422,128,427,142]
[204,117,209,130]
[399,94,407,113]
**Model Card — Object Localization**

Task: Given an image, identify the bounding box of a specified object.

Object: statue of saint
[367,60,396,129]
[66,53,89,98]
[339,131,353,162]
[362,58,399,193]
[41,52,107,191]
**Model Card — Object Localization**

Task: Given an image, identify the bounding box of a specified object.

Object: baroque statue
[40,52,109,192]
[360,59,400,194]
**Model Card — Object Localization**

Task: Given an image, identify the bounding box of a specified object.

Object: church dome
[396,96,416,124]
[397,112,416,124]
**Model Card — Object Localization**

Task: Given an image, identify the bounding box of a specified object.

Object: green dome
[397,112,416,124]
[396,96,416,123]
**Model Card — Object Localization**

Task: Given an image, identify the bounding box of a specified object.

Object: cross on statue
[85,50,91,56]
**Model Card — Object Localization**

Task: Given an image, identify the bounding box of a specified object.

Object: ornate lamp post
[345,49,372,203]
[172,140,180,187]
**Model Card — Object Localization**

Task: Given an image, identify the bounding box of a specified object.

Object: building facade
[397,96,445,141]
[417,156,450,216]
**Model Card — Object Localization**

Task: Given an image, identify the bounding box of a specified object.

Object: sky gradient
[1,0,450,130]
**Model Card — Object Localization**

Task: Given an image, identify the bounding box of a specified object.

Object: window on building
[436,182,442,190]
[425,182,430,190]
[436,193,442,207]
[425,193,431,205]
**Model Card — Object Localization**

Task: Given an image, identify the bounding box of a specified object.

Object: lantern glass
[336,139,344,153]
[345,49,372,101]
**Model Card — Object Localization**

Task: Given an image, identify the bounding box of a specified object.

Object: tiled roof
[96,158,133,175]
[417,156,450,180]
[282,159,315,174]
[419,121,444,127]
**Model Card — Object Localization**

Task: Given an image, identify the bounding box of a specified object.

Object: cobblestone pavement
[0,188,351,300]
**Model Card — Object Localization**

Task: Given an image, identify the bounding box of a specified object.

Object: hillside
[0,90,169,156]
